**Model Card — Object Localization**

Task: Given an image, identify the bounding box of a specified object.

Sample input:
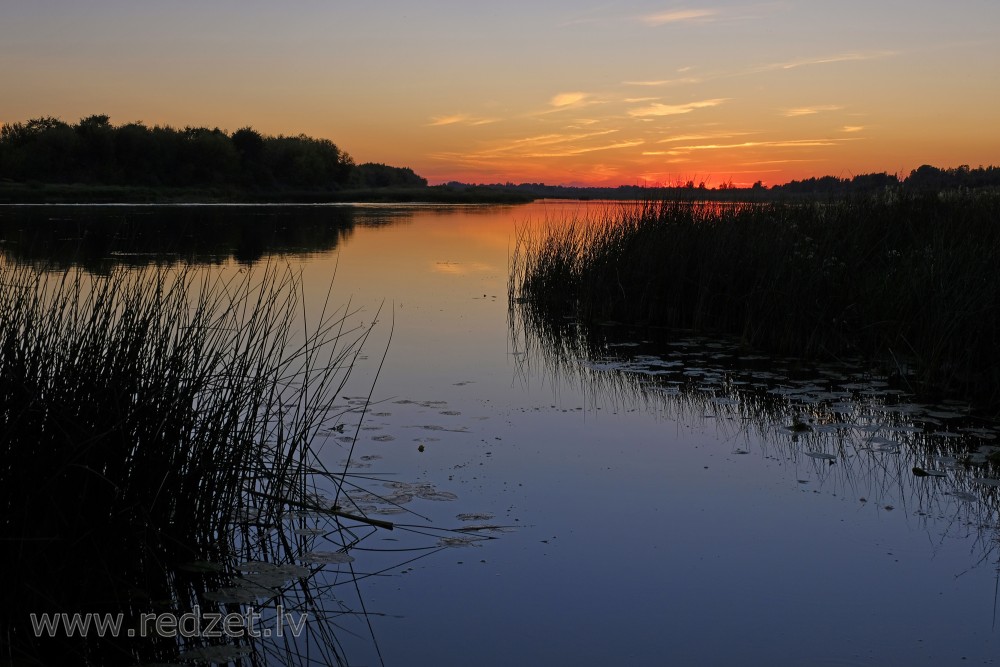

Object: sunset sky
[2,1,998,186]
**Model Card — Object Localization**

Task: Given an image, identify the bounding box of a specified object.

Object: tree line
[771,165,1000,195]
[446,163,1000,201]
[0,115,426,190]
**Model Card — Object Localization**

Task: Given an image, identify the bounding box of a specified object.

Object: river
[2,201,998,666]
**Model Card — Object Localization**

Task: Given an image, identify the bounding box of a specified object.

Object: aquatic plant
[0,262,374,664]
[511,193,1000,409]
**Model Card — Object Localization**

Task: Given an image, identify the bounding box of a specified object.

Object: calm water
[3,202,999,666]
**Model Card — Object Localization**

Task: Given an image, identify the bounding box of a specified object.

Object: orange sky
[2,1,998,187]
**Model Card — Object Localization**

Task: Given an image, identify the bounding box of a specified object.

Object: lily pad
[301,551,355,565]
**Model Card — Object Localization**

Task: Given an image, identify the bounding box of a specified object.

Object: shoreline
[0,182,536,205]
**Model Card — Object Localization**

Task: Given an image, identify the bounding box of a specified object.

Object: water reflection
[0,205,372,271]
[0,213,495,666]
[510,302,1000,569]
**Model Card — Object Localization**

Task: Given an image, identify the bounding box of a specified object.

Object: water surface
[3,201,999,666]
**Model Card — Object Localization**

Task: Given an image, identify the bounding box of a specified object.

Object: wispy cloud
[550,91,588,107]
[527,91,605,116]
[782,105,844,117]
[737,158,817,166]
[668,138,854,153]
[524,140,645,158]
[429,130,644,164]
[427,113,497,127]
[628,98,728,117]
[765,51,895,71]
[642,8,719,26]
[505,129,620,151]
[841,125,865,132]
[622,77,701,87]
[656,131,755,144]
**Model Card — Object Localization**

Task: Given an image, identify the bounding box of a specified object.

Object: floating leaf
[292,528,326,537]
[437,536,479,548]
[924,410,964,419]
[178,560,225,574]
[416,488,458,501]
[301,551,355,565]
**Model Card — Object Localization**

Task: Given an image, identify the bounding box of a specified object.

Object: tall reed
[511,193,1000,407]
[0,262,371,663]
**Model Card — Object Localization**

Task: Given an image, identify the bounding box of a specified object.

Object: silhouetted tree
[0,114,367,191]
[350,162,427,188]
[231,127,267,186]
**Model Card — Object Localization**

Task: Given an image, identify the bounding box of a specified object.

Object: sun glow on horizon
[1,1,998,188]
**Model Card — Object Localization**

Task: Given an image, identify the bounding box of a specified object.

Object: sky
[2,1,998,187]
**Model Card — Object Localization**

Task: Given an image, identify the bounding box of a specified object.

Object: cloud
[642,9,719,26]
[841,125,865,132]
[427,113,497,127]
[670,138,851,152]
[628,98,728,117]
[737,158,817,166]
[622,77,701,87]
[765,51,895,71]
[435,131,644,163]
[550,92,588,107]
[506,130,620,150]
[782,105,844,117]
[525,139,645,158]
[656,131,755,143]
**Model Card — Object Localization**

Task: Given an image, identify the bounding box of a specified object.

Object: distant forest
[455,164,1000,200]
[0,115,425,190]
[2,114,998,199]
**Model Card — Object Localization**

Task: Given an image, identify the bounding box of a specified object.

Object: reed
[511,193,1000,408]
[0,262,372,664]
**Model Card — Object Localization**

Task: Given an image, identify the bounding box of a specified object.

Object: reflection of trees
[0,205,367,271]
[510,301,1000,563]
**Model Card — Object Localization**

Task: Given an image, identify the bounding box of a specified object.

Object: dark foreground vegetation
[0,264,373,664]
[511,192,1000,410]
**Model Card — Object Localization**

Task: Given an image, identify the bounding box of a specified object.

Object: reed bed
[0,262,371,663]
[511,193,1000,407]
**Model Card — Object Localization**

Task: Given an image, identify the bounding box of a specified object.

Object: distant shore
[0,182,536,205]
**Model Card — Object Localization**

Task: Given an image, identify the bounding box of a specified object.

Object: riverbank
[511,192,1000,410]
[0,181,535,205]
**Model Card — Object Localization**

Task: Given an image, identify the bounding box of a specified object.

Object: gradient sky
[2,1,998,186]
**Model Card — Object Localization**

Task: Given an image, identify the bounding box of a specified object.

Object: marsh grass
[511,193,1000,407]
[0,262,375,664]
